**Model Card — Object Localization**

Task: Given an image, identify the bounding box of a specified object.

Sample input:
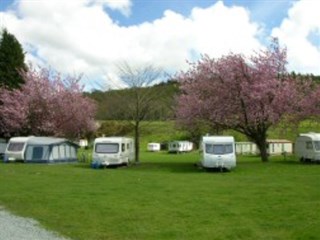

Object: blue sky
[108,0,293,29]
[0,0,319,89]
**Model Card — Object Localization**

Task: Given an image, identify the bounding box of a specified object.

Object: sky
[0,0,319,90]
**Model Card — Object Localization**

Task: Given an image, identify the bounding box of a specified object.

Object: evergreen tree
[0,28,27,89]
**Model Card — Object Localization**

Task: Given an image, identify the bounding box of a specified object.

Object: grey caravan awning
[25,137,79,163]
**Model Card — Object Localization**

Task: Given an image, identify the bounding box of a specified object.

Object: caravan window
[95,143,119,153]
[8,142,25,152]
[122,143,125,152]
[314,141,320,151]
[206,144,233,155]
[306,141,313,150]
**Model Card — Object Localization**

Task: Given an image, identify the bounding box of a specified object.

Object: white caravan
[79,139,88,148]
[168,141,193,153]
[201,136,236,170]
[235,142,258,155]
[147,143,161,152]
[267,139,293,155]
[4,136,33,162]
[295,133,320,162]
[92,137,135,167]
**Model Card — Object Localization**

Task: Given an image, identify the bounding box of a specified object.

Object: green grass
[123,120,320,147]
[1,152,320,240]
[138,121,188,150]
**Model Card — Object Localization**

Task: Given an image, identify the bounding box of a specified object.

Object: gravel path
[0,206,70,240]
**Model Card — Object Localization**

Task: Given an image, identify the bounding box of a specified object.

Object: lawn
[0,152,320,240]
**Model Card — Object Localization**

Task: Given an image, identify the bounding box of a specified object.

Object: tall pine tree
[0,28,27,89]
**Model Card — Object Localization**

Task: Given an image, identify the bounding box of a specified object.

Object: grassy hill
[87,80,179,121]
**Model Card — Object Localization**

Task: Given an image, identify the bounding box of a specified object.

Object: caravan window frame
[314,141,320,151]
[306,141,313,150]
[122,143,125,152]
[205,143,233,155]
[95,143,119,154]
[7,142,25,152]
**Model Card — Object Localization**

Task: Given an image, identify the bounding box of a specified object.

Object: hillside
[87,74,320,147]
[87,74,320,121]
[86,80,179,120]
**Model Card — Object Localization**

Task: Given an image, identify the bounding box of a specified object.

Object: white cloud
[189,2,262,57]
[272,0,320,75]
[1,0,263,89]
[94,0,132,17]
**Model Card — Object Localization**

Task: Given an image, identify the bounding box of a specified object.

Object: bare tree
[112,63,167,163]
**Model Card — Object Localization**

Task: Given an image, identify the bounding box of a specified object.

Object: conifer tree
[0,28,27,89]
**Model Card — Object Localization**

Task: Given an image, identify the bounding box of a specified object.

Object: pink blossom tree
[176,40,320,162]
[0,66,97,139]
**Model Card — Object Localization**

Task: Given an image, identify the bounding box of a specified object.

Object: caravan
[147,143,161,152]
[4,136,32,162]
[92,137,135,167]
[200,136,236,170]
[267,139,293,155]
[235,142,258,155]
[168,141,193,153]
[295,133,320,162]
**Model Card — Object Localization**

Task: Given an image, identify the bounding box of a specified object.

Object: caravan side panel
[168,141,193,153]
[147,143,160,152]
[235,142,258,155]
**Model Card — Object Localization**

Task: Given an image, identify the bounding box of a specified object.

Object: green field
[1,152,320,240]
[1,120,320,239]
[105,120,320,150]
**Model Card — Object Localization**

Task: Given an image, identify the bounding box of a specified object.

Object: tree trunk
[134,121,140,164]
[255,138,269,162]
[248,129,269,162]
